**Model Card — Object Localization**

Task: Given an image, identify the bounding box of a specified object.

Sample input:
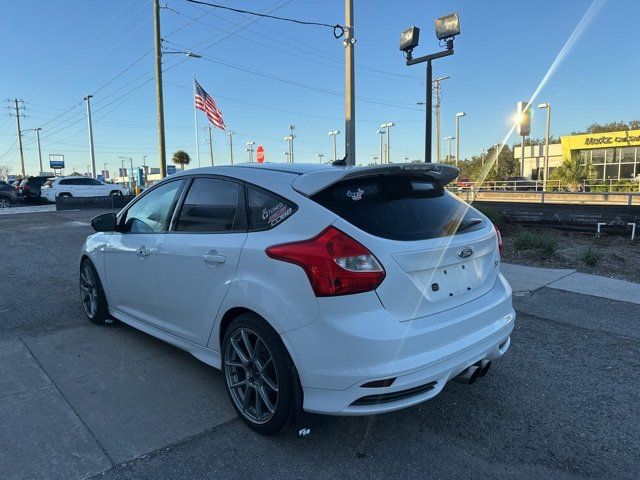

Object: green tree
[172,150,191,170]
[571,120,640,135]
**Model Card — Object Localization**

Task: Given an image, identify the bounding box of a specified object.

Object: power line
[185,0,344,38]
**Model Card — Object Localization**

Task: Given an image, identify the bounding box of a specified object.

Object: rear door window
[175,178,246,232]
[247,185,296,230]
[312,176,484,241]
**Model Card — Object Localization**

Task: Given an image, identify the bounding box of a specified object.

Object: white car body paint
[81,163,515,416]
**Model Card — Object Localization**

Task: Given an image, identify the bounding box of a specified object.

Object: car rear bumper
[282,273,515,415]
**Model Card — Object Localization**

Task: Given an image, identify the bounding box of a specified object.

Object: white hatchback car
[80,163,514,434]
[42,176,127,202]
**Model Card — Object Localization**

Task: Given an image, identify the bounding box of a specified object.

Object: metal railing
[453,179,640,193]
[455,188,640,206]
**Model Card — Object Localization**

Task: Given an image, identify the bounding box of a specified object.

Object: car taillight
[494,224,503,256]
[266,226,385,297]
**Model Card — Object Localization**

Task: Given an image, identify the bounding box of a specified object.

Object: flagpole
[193,78,200,167]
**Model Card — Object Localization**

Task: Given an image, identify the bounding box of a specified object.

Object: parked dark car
[504,176,540,191]
[18,176,54,203]
[0,181,19,208]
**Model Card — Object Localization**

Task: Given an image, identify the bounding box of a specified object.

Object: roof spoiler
[292,163,460,197]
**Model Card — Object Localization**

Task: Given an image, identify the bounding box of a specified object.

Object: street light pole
[328,130,340,162]
[538,102,551,191]
[84,95,96,178]
[207,125,214,166]
[153,0,166,178]
[289,125,295,163]
[317,154,324,164]
[227,131,234,165]
[245,141,255,162]
[455,112,465,167]
[377,129,385,164]
[381,123,395,163]
[444,136,455,163]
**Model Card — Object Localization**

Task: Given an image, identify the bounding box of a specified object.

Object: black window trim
[116,177,188,234]
[116,173,299,235]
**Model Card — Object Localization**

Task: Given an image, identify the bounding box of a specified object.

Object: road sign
[256,145,265,163]
[49,154,65,169]
[167,165,177,175]
[119,168,127,178]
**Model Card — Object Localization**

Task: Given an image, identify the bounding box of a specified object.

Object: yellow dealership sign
[560,129,640,160]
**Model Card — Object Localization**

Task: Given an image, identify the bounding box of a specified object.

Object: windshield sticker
[346,188,364,201]
[262,203,292,227]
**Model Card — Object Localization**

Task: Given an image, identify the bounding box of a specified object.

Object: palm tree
[551,155,594,192]
[172,150,191,171]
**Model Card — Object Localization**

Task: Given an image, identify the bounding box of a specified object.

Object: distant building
[514,129,640,181]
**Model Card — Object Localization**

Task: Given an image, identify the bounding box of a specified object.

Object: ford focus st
[80,163,515,434]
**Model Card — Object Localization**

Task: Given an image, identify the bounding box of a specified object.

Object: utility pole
[34,127,43,174]
[153,0,167,177]
[207,125,214,166]
[227,131,234,165]
[84,95,96,178]
[10,99,26,177]
[344,0,356,166]
[432,76,450,163]
[317,154,324,163]
[289,125,295,163]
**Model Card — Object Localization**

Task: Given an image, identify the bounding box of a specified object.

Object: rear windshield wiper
[456,217,484,233]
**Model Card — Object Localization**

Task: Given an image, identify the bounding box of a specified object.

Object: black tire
[110,190,123,197]
[79,258,113,326]
[222,313,297,435]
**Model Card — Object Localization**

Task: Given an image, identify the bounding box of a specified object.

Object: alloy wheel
[0,198,11,208]
[224,327,279,425]
[80,264,98,318]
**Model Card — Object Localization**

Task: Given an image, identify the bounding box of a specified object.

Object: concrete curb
[501,262,640,304]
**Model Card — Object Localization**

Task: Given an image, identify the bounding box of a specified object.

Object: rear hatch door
[308,168,500,321]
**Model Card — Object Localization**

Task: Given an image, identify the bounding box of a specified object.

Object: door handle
[136,246,151,258]
[203,253,226,264]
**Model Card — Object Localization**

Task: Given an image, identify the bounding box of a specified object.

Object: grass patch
[581,247,601,267]
[513,230,558,258]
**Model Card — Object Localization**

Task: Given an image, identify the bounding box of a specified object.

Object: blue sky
[1,0,638,175]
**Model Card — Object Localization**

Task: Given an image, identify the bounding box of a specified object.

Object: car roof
[175,163,334,177]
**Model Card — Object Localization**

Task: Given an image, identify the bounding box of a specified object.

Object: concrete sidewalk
[501,262,640,305]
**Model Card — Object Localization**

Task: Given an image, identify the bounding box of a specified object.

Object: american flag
[194,79,226,131]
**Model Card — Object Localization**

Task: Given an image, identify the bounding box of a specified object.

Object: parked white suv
[41,176,127,202]
[80,163,514,434]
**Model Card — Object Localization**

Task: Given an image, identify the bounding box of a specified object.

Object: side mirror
[91,213,118,232]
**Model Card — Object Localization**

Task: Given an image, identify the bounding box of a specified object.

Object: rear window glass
[312,176,484,241]
[43,179,54,187]
[247,186,296,230]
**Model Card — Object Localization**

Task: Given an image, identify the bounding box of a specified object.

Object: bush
[513,230,558,258]
[581,248,601,267]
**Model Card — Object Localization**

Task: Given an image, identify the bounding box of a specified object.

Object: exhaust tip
[478,360,491,378]
[454,365,480,385]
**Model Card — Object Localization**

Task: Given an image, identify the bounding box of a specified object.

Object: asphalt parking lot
[1,209,638,480]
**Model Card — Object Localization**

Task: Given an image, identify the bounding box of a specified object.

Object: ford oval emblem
[458,247,473,259]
